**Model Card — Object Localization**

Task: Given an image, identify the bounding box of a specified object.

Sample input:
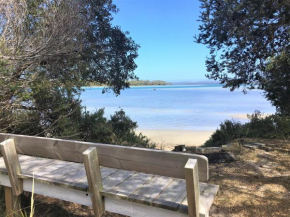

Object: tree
[0,0,152,147]
[196,0,290,113]
[263,50,290,115]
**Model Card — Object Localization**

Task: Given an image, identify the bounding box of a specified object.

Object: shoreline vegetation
[87,79,172,87]
[203,111,290,147]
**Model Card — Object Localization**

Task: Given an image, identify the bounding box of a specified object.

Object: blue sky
[112,0,210,82]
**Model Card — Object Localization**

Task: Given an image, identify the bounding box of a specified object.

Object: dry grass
[0,139,289,217]
[209,139,290,217]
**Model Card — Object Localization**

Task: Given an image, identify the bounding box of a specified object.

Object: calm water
[81,85,276,131]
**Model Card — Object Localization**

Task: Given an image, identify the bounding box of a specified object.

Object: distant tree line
[129,79,171,86]
[87,79,171,87]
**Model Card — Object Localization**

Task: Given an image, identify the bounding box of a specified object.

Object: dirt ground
[0,139,289,217]
[208,139,290,217]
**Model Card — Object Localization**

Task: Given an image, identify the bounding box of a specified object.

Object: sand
[136,129,214,151]
[135,112,274,151]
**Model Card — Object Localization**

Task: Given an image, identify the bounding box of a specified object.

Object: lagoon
[81,85,275,130]
[81,85,276,148]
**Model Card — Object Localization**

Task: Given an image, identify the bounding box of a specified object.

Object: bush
[1,107,156,149]
[203,120,245,147]
[79,109,156,149]
[203,111,290,147]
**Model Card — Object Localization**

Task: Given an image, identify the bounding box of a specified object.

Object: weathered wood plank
[1,173,188,217]
[0,155,88,191]
[198,183,219,217]
[22,160,73,179]
[5,186,22,216]
[0,155,34,174]
[105,172,153,199]
[129,176,174,205]
[0,173,92,206]
[74,167,118,189]
[153,179,187,211]
[178,183,219,217]
[20,163,88,191]
[0,133,209,181]
[18,155,34,163]
[20,155,87,187]
[53,164,86,184]
[83,147,105,217]
[31,161,76,179]
[102,169,135,192]
[101,167,118,180]
[19,157,58,173]
[0,155,218,215]
[185,159,200,217]
[0,139,23,196]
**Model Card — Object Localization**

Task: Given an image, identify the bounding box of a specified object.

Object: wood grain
[74,167,118,189]
[0,133,209,181]
[153,179,187,211]
[184,159,200,217]
[178,183,219,216]
[5,186,22,216]
[106,172,153,199]
[102,169,135,192]
[83,147,105,217]
[0,139,23,195]
[129,176,174,205]
[0,155,218,215]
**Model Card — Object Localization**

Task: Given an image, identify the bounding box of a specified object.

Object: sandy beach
[136,129,215,151]
[136,113,273,151]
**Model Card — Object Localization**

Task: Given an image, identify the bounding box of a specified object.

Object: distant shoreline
[86,79,172,87]
[84,83,223,88]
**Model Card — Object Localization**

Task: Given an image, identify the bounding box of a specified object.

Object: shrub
[203,119,245,147]
[203,111,290,147]
[1,107,156,149]
[79,109,156,149]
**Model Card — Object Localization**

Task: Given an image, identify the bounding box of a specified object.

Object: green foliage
[79,109,156,148]
[203,111,290,147]
[0,0,155,149]
[263,49,290,115]
[196,0,290,114]
[203,120,245,147]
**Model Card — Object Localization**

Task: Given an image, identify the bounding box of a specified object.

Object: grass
[222,140,259,161]
[208,139,290,217]
[0,177,35,217]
